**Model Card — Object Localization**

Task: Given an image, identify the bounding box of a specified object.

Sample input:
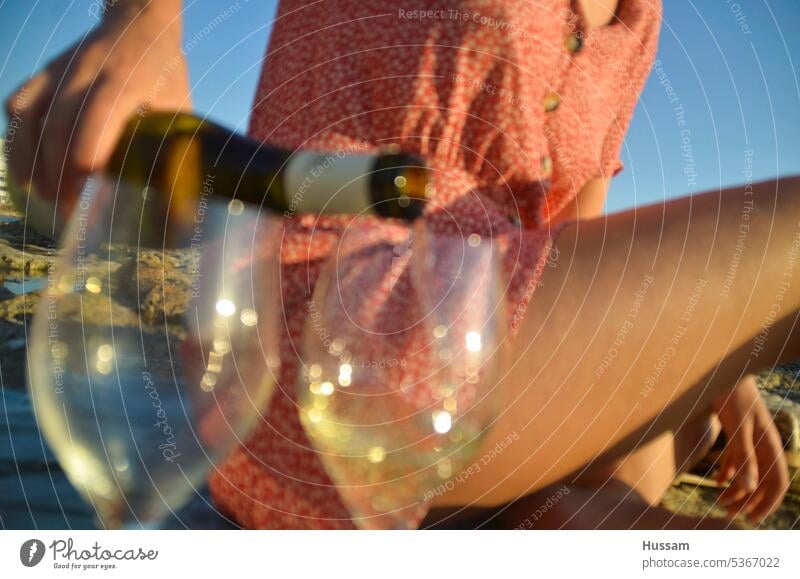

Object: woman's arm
[551,176,611,225]
[578,0,620,29]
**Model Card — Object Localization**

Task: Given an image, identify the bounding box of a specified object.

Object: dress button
[541,155,553,175]
[544,91,561,113]
[566,32,583,54]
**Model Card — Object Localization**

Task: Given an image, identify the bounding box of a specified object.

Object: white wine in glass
[28,175,282,529]
[298,221,509,529]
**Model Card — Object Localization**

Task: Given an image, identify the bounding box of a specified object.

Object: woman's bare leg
[573,412,720,505]
[482,314,799,529]
[434,175,800,508]
[523,308,800,529]
[503,479,738,530]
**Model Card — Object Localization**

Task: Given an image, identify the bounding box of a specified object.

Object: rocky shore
[0,206,798,529]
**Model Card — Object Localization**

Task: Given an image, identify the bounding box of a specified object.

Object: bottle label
[284,151,374,216]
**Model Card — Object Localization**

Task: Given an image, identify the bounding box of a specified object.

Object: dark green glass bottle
[109,111,429,224]
[9,111,431,242]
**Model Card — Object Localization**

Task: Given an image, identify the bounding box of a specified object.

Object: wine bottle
[7,111,431,240]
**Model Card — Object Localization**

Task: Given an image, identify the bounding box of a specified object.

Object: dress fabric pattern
[209,0,662,529]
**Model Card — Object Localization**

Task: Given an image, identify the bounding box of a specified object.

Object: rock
[0,218,56,250]
[762,392,800,453]
[46,293,141,327]
[756,361,800,446]
[0,240,52,274]
[0,292,39,323]
[0,218,56,274]
[112,249,193,325]
[662,481,800,529]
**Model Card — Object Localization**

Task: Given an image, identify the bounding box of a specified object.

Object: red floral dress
[208,0,661,529]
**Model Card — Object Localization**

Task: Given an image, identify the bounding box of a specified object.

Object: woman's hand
[4,0,189,221]
[713,374,789,523]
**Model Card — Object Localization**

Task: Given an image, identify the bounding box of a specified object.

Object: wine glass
[28,174,281,529]
[298,220,508,529]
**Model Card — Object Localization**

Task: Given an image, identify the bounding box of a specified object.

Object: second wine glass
[298,221,508,529]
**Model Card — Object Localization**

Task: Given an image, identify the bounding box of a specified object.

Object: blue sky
[1,0,798,212]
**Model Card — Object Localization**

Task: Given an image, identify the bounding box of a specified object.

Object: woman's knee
[673,410,721,473]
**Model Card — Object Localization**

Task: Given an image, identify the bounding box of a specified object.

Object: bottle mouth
[369,153,430,221]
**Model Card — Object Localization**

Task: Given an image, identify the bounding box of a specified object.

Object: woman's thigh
[434,176,800,508]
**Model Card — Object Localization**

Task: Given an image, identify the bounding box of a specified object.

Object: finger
[68,78,140,179]
[719,459,757,504]
[749,487,778,524]
[719,434,758,505]
[736,445,771,520]
[718,453,758,517]
[51,82,143,222]
[37,43,96,202]
[724,493,758,521]
[748,431,789,523]
[715,452,736,485]
[38,63,104,206]
[38,90,81,203]
[741,428,785,523]
[739,487,765,520]
[4,73,54,187]
[750,485,785,524]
